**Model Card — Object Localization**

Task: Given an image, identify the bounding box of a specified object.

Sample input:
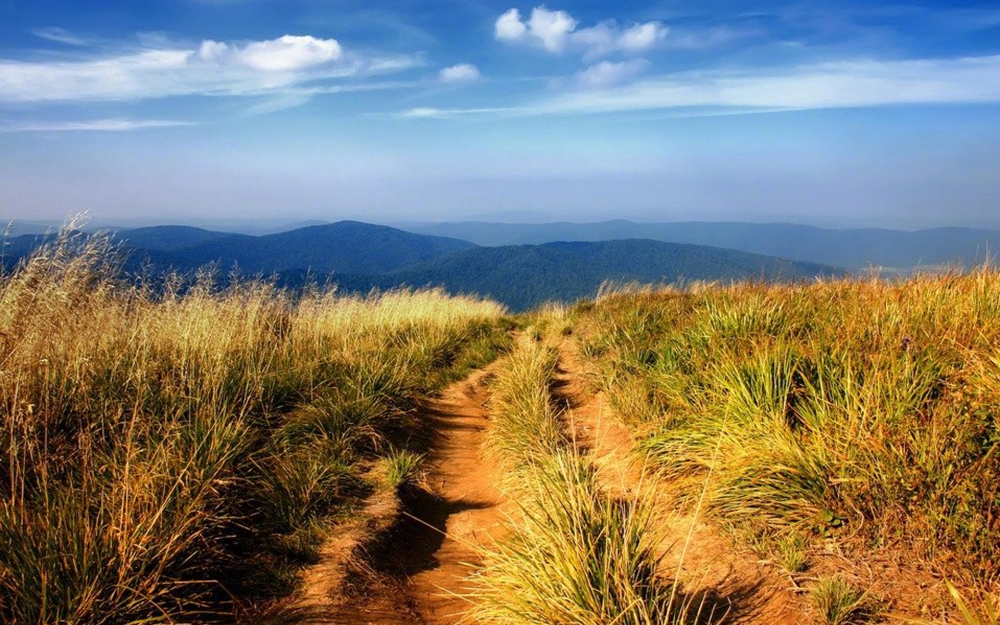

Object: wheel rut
[404,367,505,623]
[549,337,809,625]
[266,367,504,625]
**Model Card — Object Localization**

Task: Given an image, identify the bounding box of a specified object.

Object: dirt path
[267,367,504,625]
[550,337,809,625]
[405,368,505,623]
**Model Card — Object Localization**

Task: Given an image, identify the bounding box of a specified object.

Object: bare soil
[265,367,504,625]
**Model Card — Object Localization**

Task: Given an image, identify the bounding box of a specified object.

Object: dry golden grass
[576,269,1000,621]
[0,227,508,623]
[474,333,712,625]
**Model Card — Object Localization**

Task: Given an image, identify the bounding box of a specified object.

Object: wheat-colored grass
[0,227,508,623]
[474,332,710,625]
[577,270,1000,620]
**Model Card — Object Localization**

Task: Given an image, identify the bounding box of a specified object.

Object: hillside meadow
[2,227,1000,624]
[0,230,510,623]
[572,272,1000,621]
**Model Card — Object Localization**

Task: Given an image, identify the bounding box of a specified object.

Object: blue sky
[1,0,999,228]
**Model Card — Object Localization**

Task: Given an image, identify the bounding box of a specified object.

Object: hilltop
[118,221,478,274]
[1,231,997,625]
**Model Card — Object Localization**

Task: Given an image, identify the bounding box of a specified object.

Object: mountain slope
[326,239,839,311]
[108,221,474,274]
[3,221,478,277]
[137,221,476,275]
[112,225,237,251]
[2,233,57,263]
[4,224,838,311]
[398,221,1000,270]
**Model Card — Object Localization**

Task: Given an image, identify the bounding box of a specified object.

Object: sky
[1,0,999,229]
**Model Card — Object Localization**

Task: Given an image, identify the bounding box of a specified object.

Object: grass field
[573,272,1000,619]
[0,229,510,623]
[3,228,1000,624]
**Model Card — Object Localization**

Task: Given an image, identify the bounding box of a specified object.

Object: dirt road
[271,336,811,625]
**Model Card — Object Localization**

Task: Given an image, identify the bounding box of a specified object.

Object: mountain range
[1,221,839,310]
[117,223,476,274]
[397,220,1000,271]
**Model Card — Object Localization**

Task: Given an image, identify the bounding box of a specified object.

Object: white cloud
[399,54,1000,117]
[617,23,667,52]
[543,56,1000,114]
[0,118,194,132]
[197,35,342,71]
[494,6,665,57]
[401,107,442,118]
[399,106,508,119]
[577,59,649,88]
[32,27,91,46]
[665,27,750,50]
[244,80,417,115]
[495,8,528,41]
[567,22,616,58]
[439,63,481,83]
[196,40,230,63]
[0,35,417,104]
[527,7,577,52]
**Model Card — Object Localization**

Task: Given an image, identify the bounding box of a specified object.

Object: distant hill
[3,223,839,311]
[113,226,236,251]
[144,221,476,275]
[2,221,477,277]
[0,220,67,236]
[125,222,477,275]
[396,221,1000,271]
[320,239,840,311]
[1,232,56,262]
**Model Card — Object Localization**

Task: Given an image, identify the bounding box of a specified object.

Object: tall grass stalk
[483,338,563,483]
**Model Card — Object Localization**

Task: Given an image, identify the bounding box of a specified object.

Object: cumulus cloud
[439,63,481,83]
[196,35,342,71]
[495,8,528,41]
[617,23,666,52]
[494,6,666,57]
[576,59,649,88]
[526,7,577,52]
[0,34,417,104]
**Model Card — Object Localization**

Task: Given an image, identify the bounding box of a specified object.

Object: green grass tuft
[578,273,1000,588]
[811,576,869,625]
[378,449,427,490]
